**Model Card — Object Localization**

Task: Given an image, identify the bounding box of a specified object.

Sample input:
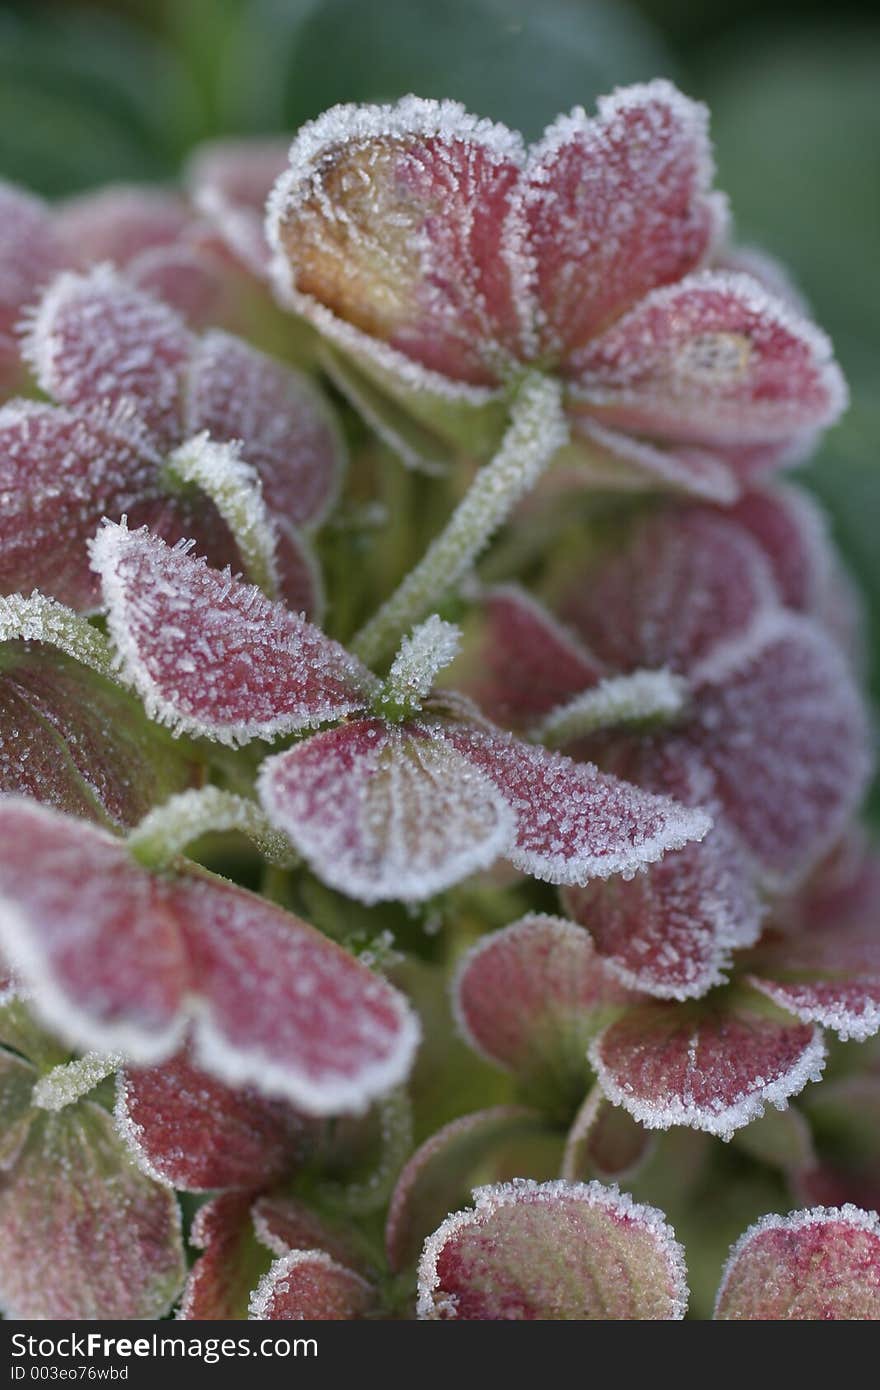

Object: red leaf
[55,185,192,269]
[249,1251,375,1320]
[715,1207,880,1320]
[0,181,63,389]
[569,271,846,450]
[186,330,345,529]
[180,1193,268,1321]
[523,80,719,360]
[187,137,292,277]
[268,97,527,392]
[569,418,739,503]
[453,915,632,1081]
[441,721,710,885]
[117,1052,314,1191]
[0,799,420,1113]
[258,719,515,904]
[590,992,826,1138]
[23,266,194,447]
[417,1179,688,1319]
[91,521,374,745]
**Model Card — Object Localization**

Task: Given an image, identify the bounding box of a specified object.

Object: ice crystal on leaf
[268,82,845,499]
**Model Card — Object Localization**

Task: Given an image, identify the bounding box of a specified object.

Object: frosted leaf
[0,399,160,611]
[0,181,63,389]
[521,80,719,361]
[725,482,866,663]
[472,585,603,729]
[385,1107,539,1274]
[0,798,420,1113]
[589,993,827,1139]
[116,1050,313,1190]
[32,1050,122,1111]
[749,854,880,1041]
[267,96,528,395]
[561,1086,653,1182]
[22,265,194,447]
[382,616,462,713]
[179,1193,269,1321]
[713,243,810,315]
[417,1178,688,1320]
[54,185,191,269]
[90,521,375,746]
[535,668,689,745]
[0,645,199,829]
[0,1046,38,1171]
[715,1206,880,1320]
[452,916,633,1089]
[0,1099,184,1320]
[257,719,515,904]
[689,610,872,886]
[187,136,292,276]
[164,432,281,597]
[561,507,779,676]
[562,822,763,1000]
[253,1194,370,1270]
[568,270,847,448]
[185,330,346,529]
[440,721,710,886]
[249,1250,375,1321]
[569,417,739,504]
[127,243,234,332]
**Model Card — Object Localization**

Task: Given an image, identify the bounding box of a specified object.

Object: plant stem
[535,669,689,746]
[351,372,567,668]
[127,786,297,871]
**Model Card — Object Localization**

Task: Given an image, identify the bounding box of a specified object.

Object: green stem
[351,372,567,668]
[0,593,113,676]
[127,787,297,871]
[535,669,689,747]
[32,1051,123,1111]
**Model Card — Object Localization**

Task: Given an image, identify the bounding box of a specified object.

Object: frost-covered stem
[351,373,568,668]
[317,1087,413,1217]
[162,433,280,597]
[0,593,113,677]
[32,1051,123,1112]
[534,670,690,747]
[127,787,297,871]
[376,616,462,721]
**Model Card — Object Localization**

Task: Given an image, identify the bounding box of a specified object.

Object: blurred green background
[1,0,877,811]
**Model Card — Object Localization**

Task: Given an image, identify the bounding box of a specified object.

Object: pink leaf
[22,266,194,447]
[523,80,720,360]
[452,916,632,1084]
[569,418,740,503]
[180,1193,269,1321]
[0,644,199,828]
[249,1250,375,1320]
[268,97,528,392]
[54,185,192,269]
[0,1099,184,1320]
[187,137,293,277]
[252,1194,367,1271]
[441,721,710,885]
[473,586,603,728]
[0,799,420,1113]
[590,992,826,1138]
[258,719,515,904]
[116,1051,314,1191]
[417,1179,688,1319]
[715,1206,880,1320]
[689,610,871,885]
[127,244,235,332]
[0,181,63,388]
[386,1107,542,1273]
[185,330,345,529]
[569,271,847,449]
[91,521,374,745]
[561,507,779,676]
[562,823,763,1000]
[0,400,159,611]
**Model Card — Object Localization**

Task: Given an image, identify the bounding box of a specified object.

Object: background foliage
[1,0,877,812]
